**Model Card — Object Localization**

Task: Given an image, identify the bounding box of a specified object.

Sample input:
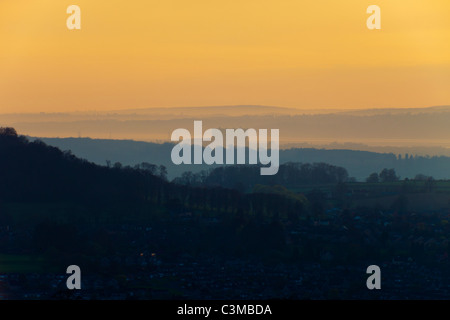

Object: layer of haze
[1,0,450,113]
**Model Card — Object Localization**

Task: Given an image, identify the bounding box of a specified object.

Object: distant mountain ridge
[3,105,450,151]
[33,137,450,181]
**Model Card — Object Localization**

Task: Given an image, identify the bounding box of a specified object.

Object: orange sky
[1,0,450,113]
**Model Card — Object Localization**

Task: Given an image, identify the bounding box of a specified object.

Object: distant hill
[3,105,450,151]
[34,137,450,181]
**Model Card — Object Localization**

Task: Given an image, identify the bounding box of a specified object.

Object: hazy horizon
[2,104,450,115]
[2,104,450,158]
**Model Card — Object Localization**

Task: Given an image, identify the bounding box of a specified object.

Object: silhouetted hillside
[0,128,305,222]
[0,129,165,203]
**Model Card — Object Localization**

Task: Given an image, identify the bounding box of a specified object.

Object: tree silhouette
[366,172,379,183]
[379,168,399,182]
[158,165,168,181]
[0,127,17,136]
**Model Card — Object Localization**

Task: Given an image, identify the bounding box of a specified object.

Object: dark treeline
[281,148,450,181]
[173,162,350,192]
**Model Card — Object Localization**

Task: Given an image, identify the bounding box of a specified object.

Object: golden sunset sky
[1,0,449,113]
